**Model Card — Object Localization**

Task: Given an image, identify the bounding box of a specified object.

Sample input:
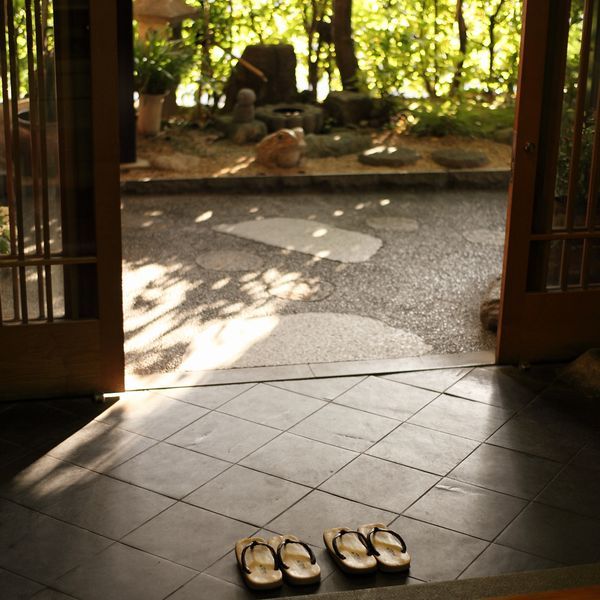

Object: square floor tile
[334,376,438,421]
[318,570,420,594]
[218,384,326,430]
[290,403,397,452]
[449,444,561,499]
[367,423,479,475]
[56,542,195,600]
[498,502,600,564]
[109,443,229,499]
[445,366,542,409]
[167,413,279,462]
[320,455,438,513]
[0,439,29,468]
[267,490,397,547]
[241,433,357,487]
[537,463,600,519]
[268,376,365,401]
[0,566,45,599]
[408,395,513,441]
[48,421,155,473]
[40,474,174,539]
[572,441,600,472]
[185,465,309,526]
[0,403,84,450]
[160,383,255,410]
[0,455,96,510]
[383,368,472,393]
[122,502,256,571]
[0,500,111,585]
[168,574,250,600]
[459,543,561,579]
[487,413,588,462]
[388,516,487,582]
[405,479,527,541]
[97,392,208,440]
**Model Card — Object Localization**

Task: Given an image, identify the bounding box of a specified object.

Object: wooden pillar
[118,0,136,164]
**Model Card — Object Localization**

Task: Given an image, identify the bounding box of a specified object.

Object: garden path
[121,189,505,377]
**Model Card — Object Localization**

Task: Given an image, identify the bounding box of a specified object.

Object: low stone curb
[121,168,511,196]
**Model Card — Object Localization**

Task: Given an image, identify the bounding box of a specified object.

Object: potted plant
[134,30,193,135]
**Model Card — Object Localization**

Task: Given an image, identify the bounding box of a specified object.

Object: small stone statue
[255,127,306,168]
[232,88,256,123]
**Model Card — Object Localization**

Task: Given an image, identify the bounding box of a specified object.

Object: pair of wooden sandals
[235,534,321,590]
[324,523,410,574]
[235,523,410,590]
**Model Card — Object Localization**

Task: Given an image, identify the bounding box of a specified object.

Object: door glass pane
[567,239,584,285]
[589,239,600,283]
[552,0,599,230]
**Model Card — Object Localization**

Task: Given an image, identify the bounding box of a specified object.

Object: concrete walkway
[122,189,505,377]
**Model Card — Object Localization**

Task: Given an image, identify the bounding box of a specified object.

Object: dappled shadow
[121,189,504,378]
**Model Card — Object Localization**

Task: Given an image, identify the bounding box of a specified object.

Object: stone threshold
[289,563,600,600]
[120,169,510,196]
[125,350,495,392]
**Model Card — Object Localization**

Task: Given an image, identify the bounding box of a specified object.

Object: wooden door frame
[0,0,124,400]
[497,0,600,364]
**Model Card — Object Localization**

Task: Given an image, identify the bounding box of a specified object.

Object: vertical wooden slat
[6,0,29,322]
[89,0,125,392]
[560,0,595,290]
[24,0,46,319]
[33,0,54,320]
[0,0,21,321]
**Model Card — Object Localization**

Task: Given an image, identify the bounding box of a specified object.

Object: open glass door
[0,0,124,400]
[498,0,600,363]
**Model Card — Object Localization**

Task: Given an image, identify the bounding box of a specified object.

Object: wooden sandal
[235,537,283,590]
[269,534,321,586]
[357,523,410,572]
[323,527,377,574]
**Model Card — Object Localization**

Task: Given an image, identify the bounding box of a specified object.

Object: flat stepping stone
[367,217,419,232]
[431,149,489,169]
[179,313,432,370]
[463,229,505,245]
[305,132,372,158]
[359,146,420,167]
[196,250,264,272]
[214,218,382,263]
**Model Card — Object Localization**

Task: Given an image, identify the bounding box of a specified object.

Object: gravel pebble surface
[122,189,503,375]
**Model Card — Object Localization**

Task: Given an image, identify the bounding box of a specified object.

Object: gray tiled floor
[1,364,599,599]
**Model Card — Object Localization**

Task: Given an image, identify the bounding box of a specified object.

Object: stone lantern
[133,0,198,38]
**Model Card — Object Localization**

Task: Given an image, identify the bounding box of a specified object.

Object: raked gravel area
[122,189,505,376]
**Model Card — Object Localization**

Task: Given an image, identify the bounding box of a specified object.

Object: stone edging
[120,169,511,196]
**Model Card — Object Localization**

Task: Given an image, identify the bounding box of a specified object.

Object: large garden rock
[431,149,489,169]
[304,131,371,158]
[558,349,600,398]
[494,128,514,145]
[213,114,267,145]
[480,275,501,332]
[359,146,420,167]
[324,91,374,126]
[224,44,298,110]
[255,103,324,134]
[255,128,306,168]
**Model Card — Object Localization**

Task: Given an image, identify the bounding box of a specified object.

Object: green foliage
[175,0,525,110]
[0,207,10,255]
[407,101,515,138]
[134,30,194,95]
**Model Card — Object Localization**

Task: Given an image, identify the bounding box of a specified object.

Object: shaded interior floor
[122,189,504,377]
[1,363,600,599]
